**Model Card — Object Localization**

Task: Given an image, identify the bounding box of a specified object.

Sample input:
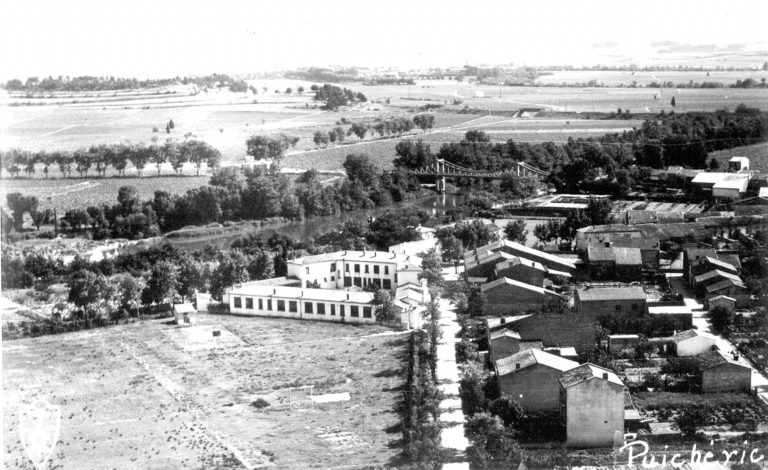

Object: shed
[174,303,197,325]
[690,350,751,393]
[495,349,578,413]
[608,334,640,353]
[671,329,716,357]
[708,295,736,313]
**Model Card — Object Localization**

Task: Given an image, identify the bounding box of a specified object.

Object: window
[384,266,389,275]
[317,303,326,315]
[344,276,352,287]
[615,304,622,313]
[258,298,263,310]
[383,279,392,290]
[345,264,349,272]
[305,302,313,314]
[330,262,336,272]
[331,276,335,282]
[306,267,310,275]
[340,305,345,316]
[324,278,327,282]
[354,277,362,287]
[365,264,369,273]
[277,300,286,312]
[363,307,372,318]
[267,299,272,311]
[234,297,242,308]
[351,306,359,317]
[355,264,360,273]
[394,274,398,283]
[289,301,297,313]
[331,304,336,316]
[372,279,381,289]
[245,298,253,309]
[374,265,379,274]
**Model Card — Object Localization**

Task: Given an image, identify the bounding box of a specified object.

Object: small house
[671,329,717,357]
[495,349,578,413]
[494,257,547,287]
[174,303,197,326]
[574,287,647,318]
[705,279,750,309]
[608,334,640,354]
[690,350,751,393]
[481,277,563,315]
[708,295,736,313]
[559,364,625,448]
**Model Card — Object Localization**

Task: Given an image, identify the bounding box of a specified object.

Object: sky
[1,0,767,80]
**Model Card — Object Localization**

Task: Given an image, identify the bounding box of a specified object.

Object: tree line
[312,84,367,110]
[4,73,249,94]
[0,140,222,179]
[312,114,435,147]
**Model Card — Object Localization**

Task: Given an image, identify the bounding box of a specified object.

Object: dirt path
[435,296,469,469]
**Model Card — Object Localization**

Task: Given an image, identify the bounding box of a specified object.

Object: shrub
[251,398,270,409]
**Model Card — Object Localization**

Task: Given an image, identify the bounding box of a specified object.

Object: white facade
[226,284,378,325]
[674,330,717,357]
[286,250,422,291]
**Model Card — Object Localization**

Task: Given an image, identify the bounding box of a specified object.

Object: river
[166,190,552,250]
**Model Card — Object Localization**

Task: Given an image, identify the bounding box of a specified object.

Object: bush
[251,398,270,409]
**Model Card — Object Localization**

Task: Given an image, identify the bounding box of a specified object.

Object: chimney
[373,252,377,258]
[516,363,521,369]
[344,250,347,256]
[602,372,608,380]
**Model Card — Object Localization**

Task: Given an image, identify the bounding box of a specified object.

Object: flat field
[536,69,768,87]
[2,313,407,469]
[0,176,208,212]
[709,142,768,173]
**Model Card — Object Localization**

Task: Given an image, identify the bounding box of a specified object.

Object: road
[435,295,470,470]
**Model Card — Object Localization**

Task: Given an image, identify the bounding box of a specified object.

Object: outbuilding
[496,349,579,413]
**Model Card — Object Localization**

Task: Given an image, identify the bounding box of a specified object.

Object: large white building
[287,250,422,291]
[224,250,426,327]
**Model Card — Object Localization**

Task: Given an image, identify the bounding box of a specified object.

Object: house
[705,279,750,309]
[691,172,750,200]
[689,256,739,287]
[286,250,422,291]
[671,329,717,357]
[574,287,647,317]
[575,224,645,251]
[693,269,743,295]
[690,350,751,393]
[493,257,547,287]
[485,314,534,332]
[611,237,660,270]
[586,246,616,279]
[466,240,576,274]
[464,251,516,280]
[613,247,643,280]
[495,349,579,413]
[729,156,749,173]
[559,364,625,448]
[708,295,736,312]
[647,304,693,330]
[488,329,543,364]
[481,277,563,315]
[173,303,196,325]
[683,248,717,284]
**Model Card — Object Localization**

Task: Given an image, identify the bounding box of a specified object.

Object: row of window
[342,277,392,290]
[232,296,373,318]
[307,263,391,276]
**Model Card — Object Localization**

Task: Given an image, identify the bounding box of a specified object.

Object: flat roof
[576,286,646,302]
[228,284,375,304]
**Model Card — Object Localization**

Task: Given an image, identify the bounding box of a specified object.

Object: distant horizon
[1,0,767,81]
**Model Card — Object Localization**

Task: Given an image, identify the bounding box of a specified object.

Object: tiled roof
[485,315,534,330]
[691,256,738,273]
[691,350,731,370]
[613,247,642,265]
[587,246,615,262]
[559,363,624,388]
[496,349,579,376]
[576,286,646,302]
[706,278,746,293]
[481,277,563,297]
[489,329,522,341]
[671,329,699,343]
[469,240,576,270]
[694,269,742,285]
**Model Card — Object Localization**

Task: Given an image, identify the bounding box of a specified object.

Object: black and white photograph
[2,1,768,469]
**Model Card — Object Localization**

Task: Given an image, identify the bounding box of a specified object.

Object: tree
[503,219,528,244]
[348,123,368,140]
[419,248,443,286]
[5,193,38,230]
[68,269,111,320]
[488,395,525,427]
[245,135,297,162]
[114,274,143,318]
[465,412,520,468]
[142,261,179,306]
[210,253,249,299]
[117,185,139,215]
[709,158,720,171]
[584,197,613,226]
[313,131,324,148]
[671,96,676,107]
[709,305,733,333]
[441,235,464,273]
[343,153,379,187]
[297,86,304,94]
[533,223,551,244]
[413,113,436,133]
[373,289,397,321]
[393,139,433,169]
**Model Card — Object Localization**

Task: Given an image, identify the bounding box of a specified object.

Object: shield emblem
[19,397,60,470]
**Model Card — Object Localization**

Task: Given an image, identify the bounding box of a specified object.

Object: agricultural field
[3,313,408,469]
[536,69,768,87]
[709,142,768,173]
[0,176,208,212]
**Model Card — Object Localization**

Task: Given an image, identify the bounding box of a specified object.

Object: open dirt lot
[3,313,408,469]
